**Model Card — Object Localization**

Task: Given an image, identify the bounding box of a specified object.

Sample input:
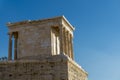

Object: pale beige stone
[0,16,87,80]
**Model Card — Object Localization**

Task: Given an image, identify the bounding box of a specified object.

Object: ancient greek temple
[0,16,87,80]
[7,16,75,60]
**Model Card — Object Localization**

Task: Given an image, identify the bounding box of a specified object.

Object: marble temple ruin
[0,16,87,80]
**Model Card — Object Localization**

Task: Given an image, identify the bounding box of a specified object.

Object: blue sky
[0,0,120,80]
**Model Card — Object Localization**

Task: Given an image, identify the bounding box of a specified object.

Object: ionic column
[66,31,69,55]
[14,32,18,60]
[62,27,65,54]
[59,25,64,54]
[68,32,71,57]
[70,34,74,59]
[63,28,66,54]
[8,32,13,60]
[64,29,67,55]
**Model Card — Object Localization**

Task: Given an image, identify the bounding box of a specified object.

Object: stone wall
[8,18,62,59]
[0,55,87,80]
[16,24,51,59]
[0,55,68,80]
[68,58,87,80]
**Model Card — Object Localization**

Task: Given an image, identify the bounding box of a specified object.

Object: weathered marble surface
[0,55,87,80]
[2,16,88,80]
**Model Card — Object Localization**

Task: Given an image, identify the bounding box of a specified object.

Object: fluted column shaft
[59,25,64,54]
[66,31,69,55]
[14,32,18,60]
[68,32,71,57]
[70,35,74,59]
[67,32,70,57]
[63,28,65,54]
[8,33,13,60]
[64,29,67,54]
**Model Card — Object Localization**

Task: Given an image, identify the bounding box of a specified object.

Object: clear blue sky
[0,0,120,80]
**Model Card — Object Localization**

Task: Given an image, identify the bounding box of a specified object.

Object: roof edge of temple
[62,15,75,30]
[6,16,75,30]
